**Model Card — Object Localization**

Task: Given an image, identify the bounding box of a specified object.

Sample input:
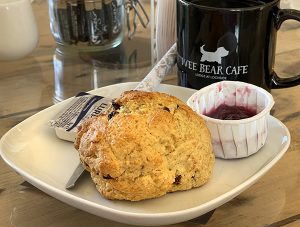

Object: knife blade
[65,162,85,189]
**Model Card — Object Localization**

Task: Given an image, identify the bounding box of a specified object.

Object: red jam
[206,104,257,120]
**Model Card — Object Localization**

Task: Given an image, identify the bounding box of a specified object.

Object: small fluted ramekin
[187,81,274,159]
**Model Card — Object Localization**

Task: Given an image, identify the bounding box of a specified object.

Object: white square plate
[0,82,290,226]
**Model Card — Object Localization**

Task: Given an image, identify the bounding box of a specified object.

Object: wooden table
[0,1,299,226]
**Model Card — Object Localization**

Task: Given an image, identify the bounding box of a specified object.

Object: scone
[74,91,215,201]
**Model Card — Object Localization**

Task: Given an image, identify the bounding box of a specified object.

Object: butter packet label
[50,92,112,142]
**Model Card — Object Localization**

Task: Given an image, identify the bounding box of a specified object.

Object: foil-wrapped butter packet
[50,92,112,142]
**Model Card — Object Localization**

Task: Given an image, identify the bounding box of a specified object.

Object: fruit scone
[74,90,215,201]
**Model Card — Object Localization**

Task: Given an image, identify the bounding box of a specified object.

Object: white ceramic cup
[0,0,38,61]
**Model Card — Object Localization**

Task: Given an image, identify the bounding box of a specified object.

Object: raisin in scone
[74,91,214,201]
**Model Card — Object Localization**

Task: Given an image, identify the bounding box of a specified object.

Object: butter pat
[50,92,112,142]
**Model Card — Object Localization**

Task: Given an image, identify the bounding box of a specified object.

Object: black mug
[177,0,300,91]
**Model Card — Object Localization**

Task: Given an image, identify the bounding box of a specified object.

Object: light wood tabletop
[0,1,299,227]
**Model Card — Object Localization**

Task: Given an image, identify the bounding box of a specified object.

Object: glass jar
[48,0,125,51]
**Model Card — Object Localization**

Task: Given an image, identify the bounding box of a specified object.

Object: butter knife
[65,43,177,189]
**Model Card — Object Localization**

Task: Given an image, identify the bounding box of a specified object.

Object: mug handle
[272,9,300,88]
